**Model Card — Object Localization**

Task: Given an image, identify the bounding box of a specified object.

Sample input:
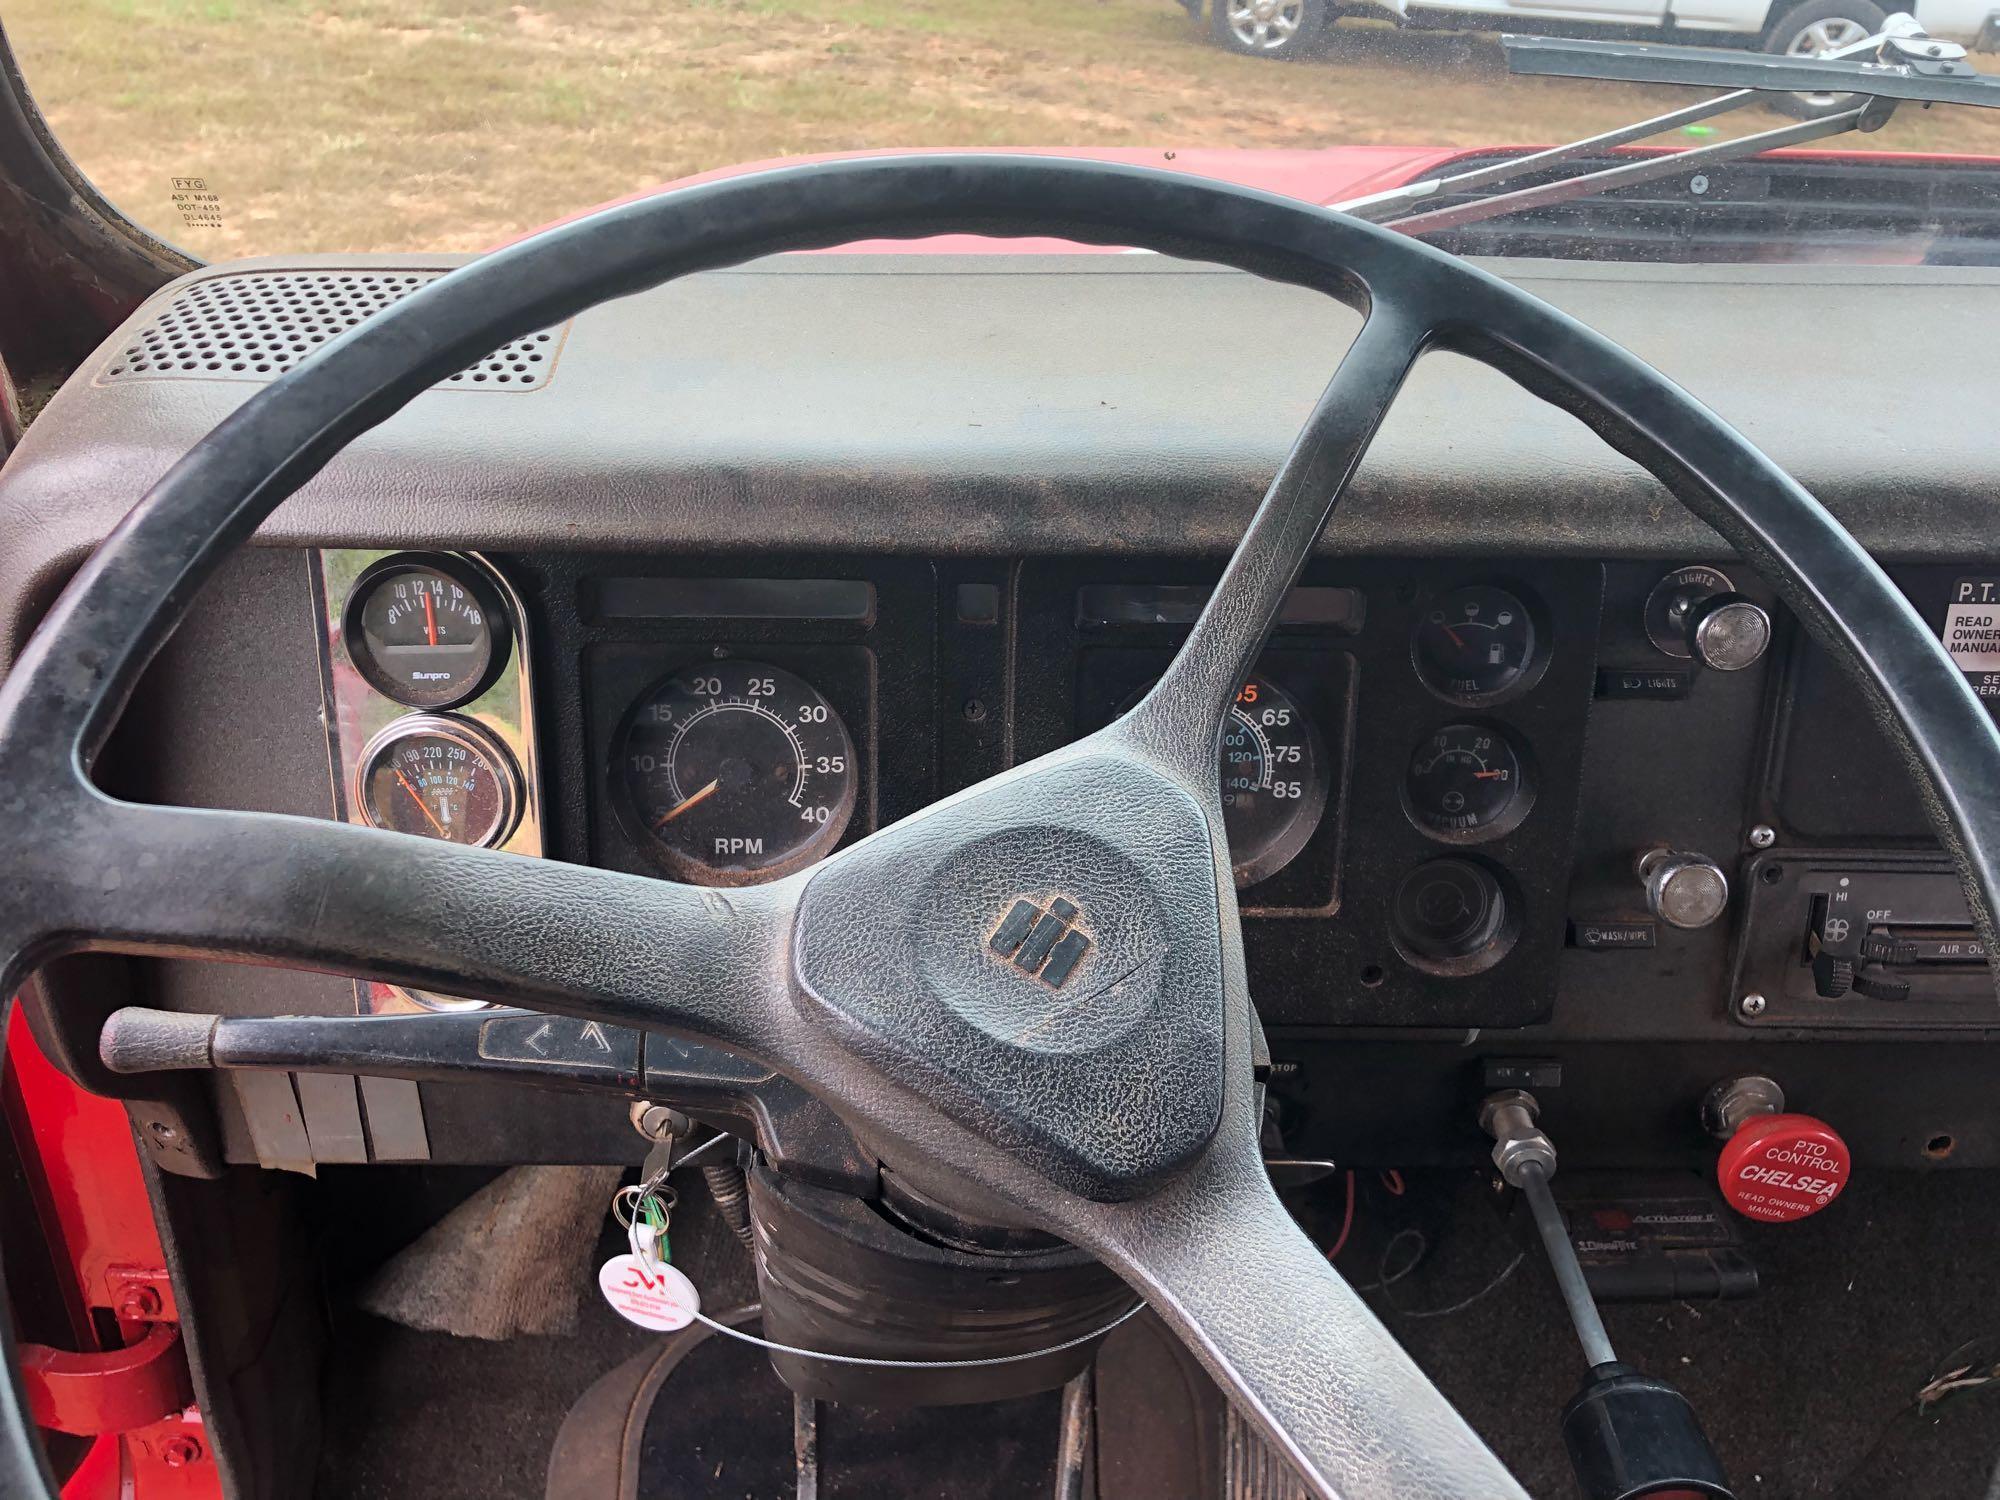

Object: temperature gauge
[357,715,522,848]
[1413,585,1538,703]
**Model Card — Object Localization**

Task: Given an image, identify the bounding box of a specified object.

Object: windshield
[9,0,2000,264]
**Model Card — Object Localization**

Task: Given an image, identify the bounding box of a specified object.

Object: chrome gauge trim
[312,548,544,1013]
[353,713,523,850]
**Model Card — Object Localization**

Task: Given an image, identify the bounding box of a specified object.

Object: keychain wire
[688,1301,1145,1370]
[620,1132,1147,1370]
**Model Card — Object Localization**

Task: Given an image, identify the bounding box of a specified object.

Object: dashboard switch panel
[1732,851,1997,1029]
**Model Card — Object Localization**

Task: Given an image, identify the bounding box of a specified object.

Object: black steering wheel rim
[2,154,1997,1500]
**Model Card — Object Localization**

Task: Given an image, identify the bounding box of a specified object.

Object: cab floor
[314,1169,2000,1500]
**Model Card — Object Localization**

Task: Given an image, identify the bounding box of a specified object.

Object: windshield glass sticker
[170,177,222,233]
[1943,580,2000,702]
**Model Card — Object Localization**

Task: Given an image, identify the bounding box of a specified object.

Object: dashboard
[8,250,2000,1182]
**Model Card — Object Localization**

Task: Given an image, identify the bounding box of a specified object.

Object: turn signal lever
[98,1006,878,1196]
[1481,1092,1734,1500]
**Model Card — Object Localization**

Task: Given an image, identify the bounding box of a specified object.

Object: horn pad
[793,751,1227,1202]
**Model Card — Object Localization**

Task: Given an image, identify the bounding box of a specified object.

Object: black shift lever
[1482,1091,1735,1500]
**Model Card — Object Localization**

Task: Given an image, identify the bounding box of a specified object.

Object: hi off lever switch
[1702,1076,1850,1224]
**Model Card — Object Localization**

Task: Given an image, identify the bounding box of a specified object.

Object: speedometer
[1219,675,1329,887]
[615,661,857,885]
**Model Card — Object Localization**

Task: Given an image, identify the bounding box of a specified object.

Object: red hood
[506,143,1998,253]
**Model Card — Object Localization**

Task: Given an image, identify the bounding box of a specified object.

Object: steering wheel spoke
[1072,1134,1527,1500]
[18,795,806,1069]
[1118,305,1430,787]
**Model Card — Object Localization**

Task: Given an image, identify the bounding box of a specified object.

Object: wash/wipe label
[1942,579,2000,701]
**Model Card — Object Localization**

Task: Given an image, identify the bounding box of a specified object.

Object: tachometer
[616,661,857,885]
[1220,675,1329,887]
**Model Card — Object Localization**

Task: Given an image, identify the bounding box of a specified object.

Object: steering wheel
[3,156,1998,1500]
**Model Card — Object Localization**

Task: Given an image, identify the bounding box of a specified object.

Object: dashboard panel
[11,250,2000,1183]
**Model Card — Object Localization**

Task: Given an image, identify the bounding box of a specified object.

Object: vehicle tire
[1760,0,1888,118]
[1211,0,1331,57]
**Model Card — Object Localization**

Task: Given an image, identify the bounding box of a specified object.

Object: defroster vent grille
[98,270,567,390]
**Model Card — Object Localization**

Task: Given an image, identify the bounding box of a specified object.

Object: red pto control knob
[1702,1075,1849,1224]
[1716,1113,1851,1223]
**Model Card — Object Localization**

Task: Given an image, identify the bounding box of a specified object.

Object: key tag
[604,1180,700,1331]
[599,1251,701,1331]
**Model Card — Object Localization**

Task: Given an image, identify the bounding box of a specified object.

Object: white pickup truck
[1198,0,1995,90]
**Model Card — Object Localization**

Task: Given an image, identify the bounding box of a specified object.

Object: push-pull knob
[1639,849,1729,930]
[1684,593,1771,672]
[1701,1076,1850,1224]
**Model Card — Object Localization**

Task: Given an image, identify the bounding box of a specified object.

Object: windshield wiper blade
[1332,13,2000,238]
[1505,31,1995,107]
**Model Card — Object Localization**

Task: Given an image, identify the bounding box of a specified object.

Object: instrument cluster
[310,551,1603,1031]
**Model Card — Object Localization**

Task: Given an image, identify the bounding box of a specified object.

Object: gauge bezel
[1400,719,1537,846]
[1387,856,1524,978]
[341,551,513,711]
[611,660,859,887]
[355,712,524,851]
[1643,564,1735,660]
[1409,582,1551,708]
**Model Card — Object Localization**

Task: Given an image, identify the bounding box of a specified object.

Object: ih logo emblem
[990,896,1091,988]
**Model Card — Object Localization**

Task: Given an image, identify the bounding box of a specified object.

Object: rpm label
[1942,578,2000,702]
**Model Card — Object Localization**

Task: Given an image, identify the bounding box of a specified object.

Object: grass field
[9,0,2000,258]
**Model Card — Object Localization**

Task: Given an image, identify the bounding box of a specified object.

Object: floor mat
[619,1325,1062,1500]
[317,1167,2000,1500]
[1330,1168,2000,1499]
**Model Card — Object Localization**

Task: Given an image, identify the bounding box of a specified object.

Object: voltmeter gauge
[616,661,857,886]
[1403,723,1534,842]
[1413,585,1538,703]
[342,553,510,710]
[357,715,521,848]
[1220,675,1329,887]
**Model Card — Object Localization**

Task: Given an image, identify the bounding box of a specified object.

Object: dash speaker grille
[98,270,567,390]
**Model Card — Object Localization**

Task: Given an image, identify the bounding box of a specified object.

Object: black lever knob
[1563,1362,1734,1500]
[1810,949,1855,999]
[1851,969,1912,1002]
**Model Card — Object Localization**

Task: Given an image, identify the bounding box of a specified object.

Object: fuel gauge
[1413,585,1538,704]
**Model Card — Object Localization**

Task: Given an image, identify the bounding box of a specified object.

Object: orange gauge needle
[422,590,438,647]
[1442,625,1466,649]
[656,779,720,827]
[395,769,450,838]
[1473,769,1508,780]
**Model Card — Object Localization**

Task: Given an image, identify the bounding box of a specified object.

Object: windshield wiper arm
[1382,99,1880,237]
[1332,13,2000,238]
